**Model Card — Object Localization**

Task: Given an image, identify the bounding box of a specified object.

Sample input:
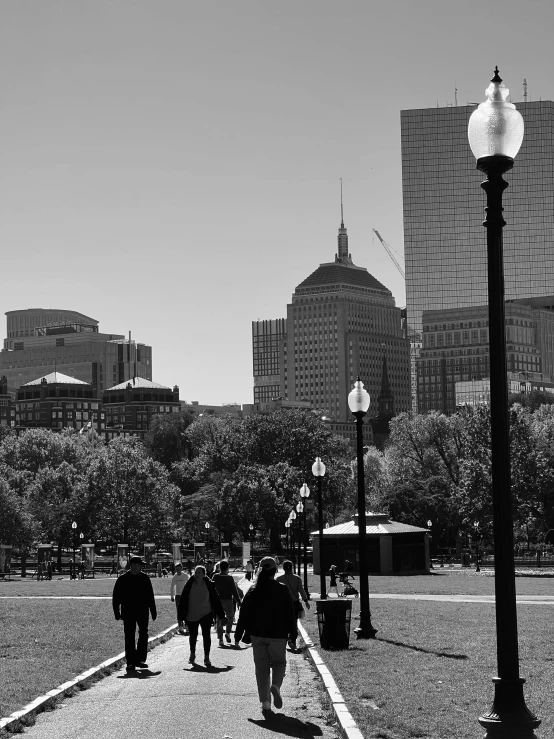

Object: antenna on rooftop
[523,78,528,103]
[455,85,458,106]
[340,177,344,227]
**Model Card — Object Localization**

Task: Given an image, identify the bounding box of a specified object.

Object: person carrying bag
[276,560,310,649]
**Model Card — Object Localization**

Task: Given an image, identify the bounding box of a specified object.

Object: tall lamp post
[468,68,539,737]
[289,510,297,571]
[249,523,254,562]
[284,518,291,560]
[205,522,210,560]
[348,378,377,639]
[71,521,77,578]
[474,522,481,573]
[296,501,303,580]
[311,457,326,600]
[299,483,310,597]
[427,520,434,570]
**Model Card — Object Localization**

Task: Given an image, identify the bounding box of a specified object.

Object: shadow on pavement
[249,714,323,737]
[117,670,162,679]
[183,665,234,673]
[376,637,468,660]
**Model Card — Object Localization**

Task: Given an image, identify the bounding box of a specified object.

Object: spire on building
[335,178,353,265]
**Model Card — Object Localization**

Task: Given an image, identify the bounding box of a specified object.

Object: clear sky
[1,1,553,405]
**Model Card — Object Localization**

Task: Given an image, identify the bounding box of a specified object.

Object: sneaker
[136,662,148,669]
[288,639,296,651]
[204,657,212,667]
[261,701,271,712]
[188,652,196,664]
[225,633,231,643]
[126,665,135,672]
[270,684,283,709]
[218,639,224,647]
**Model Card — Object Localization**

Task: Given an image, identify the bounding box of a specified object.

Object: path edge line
[298,622,365,739]
[0,622,179,736]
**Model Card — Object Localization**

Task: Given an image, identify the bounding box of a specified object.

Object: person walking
[245,558,254,581]
[177,565,226,667]
[235,556,297,714]
[112,555,157,673]
[276,560,310,650]
[170,562,190,635]
[328,564,340,597]
[212,560,243,646]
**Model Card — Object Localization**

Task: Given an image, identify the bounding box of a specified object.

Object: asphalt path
[15,632,339,739]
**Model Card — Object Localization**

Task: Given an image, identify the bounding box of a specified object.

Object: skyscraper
[252,208,411,422]
[401,100,554,336]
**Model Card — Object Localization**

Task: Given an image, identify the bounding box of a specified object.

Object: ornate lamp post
[474,522,481,573]
[71,521,77,578]
[249,523,254,562]
[205,522,210,560]
[300,483,310,597]
[289,510,297,571]
[468,67,539,738]
[285,518,291,560]
[427,520,434,570]
[311,457,326,600]
[348,378,377,639]
[296,501,303,579]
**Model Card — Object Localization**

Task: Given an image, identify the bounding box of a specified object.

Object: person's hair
[219,560,229,572]
[194,565,206,577]
[283,560,293,573]
[175,562,182,567]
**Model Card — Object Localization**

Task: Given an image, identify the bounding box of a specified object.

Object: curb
[0,622,179,735]
[298,622,364,739]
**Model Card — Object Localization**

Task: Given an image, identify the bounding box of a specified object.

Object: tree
[143,410,195,469]
[0,477,40,550]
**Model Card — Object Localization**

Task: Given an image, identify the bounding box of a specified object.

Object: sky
[1,0,554,405]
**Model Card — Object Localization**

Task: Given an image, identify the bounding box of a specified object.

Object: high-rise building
[252,319,287,404]
[418,296,554,414]
[401,100,554,337]
[252,212,411,422]
[0,308,152,397]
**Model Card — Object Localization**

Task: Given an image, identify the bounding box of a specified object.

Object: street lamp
[284,518,291,559]
[205,522,210,560]
[296,501,303,579]
[249,523,254,562]
[474,522,481,573]
[468,68,539,737]
[427,520,434,570]
[71,521,77,579]
[348,378,377,639]
[289,510,297,572]
[300,483,310,597]
[311,456,326,600]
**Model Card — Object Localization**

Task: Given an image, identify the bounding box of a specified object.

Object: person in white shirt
[171,562,190,635]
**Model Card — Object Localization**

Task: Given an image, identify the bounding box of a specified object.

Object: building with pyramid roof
[102,377,180,438]
[252,196,411,423]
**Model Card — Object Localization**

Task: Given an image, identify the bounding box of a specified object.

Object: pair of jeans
[175,594,185,628]
[216,598,234,639]
[123,611,149,666]
[186,612,213,656]
[250,635,287,703]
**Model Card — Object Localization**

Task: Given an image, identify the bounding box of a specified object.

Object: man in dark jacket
[235,556,297,714]
[112,555,157,672]
[212,560,243,646]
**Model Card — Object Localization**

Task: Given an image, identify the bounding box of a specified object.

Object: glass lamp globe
[72,521,77,529]
[205,522,210,530]
[289,510,297,521]
[312,456,326,477]
[468,68,524,160]
[284,519,291,529]
[296,501,303,513]
[300,483,310,498]
[348,378,371,415]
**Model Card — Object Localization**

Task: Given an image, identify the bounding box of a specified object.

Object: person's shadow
[184,664,234,673]
[117,669,162,679]
[248,714,323,737]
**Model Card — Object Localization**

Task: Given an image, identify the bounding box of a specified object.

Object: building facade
[0,375,15,427]
[252,216,411,423]
[418,298,554,414]
[401,100,554,339]
[0,309,152,397]
[15,372,102,431]
[103,378,180,436]
[252,319,287,404]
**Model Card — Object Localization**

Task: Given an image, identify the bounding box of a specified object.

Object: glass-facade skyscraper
[401,101,554,335]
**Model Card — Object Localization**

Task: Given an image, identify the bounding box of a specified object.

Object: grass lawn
[0,592,178,718]
[301,597,554,739]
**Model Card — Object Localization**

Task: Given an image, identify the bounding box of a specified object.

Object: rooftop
[295,263,391,295]
[105,377,172,391]
[312,513,428,536]
[22,372,90,387]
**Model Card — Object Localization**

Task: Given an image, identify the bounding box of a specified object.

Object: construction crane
[373,229,405,279]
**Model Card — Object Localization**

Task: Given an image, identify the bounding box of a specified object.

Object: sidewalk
[16,632,340,739]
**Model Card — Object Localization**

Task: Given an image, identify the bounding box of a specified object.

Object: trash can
[316,599,352,650]
[461,552,471,567]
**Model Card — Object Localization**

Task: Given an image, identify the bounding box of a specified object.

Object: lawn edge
[298,621,364,739]
[0,622,179,737]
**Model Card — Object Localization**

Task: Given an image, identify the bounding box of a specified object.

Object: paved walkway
[14,632,339,739]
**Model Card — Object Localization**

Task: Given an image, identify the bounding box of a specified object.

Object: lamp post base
[354,615,378,640]
[479,677,540,738]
